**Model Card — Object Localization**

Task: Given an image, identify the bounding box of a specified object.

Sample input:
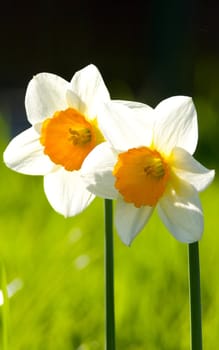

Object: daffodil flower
[3,64,110,216]
[82,96,215,245]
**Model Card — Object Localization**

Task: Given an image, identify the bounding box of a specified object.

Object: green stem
[104,199,116,350]
[188,242,202,350]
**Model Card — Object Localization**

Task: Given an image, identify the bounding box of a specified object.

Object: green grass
[0,125,218,349]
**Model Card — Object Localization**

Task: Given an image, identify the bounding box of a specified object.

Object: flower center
[40,108,103,171]
[113,147,170,207]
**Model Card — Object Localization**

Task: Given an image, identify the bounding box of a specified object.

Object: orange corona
[40,108,101,171]
[113,147,170,207]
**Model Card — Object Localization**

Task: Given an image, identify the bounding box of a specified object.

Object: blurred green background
[0,0,218,349]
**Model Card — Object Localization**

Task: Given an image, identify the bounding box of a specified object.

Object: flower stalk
[104,199,116,350]
[188,242,202,350]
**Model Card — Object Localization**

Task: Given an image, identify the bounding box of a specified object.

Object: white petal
[65,89,86,114]
[154,96,198,155]
[98,101,153,151]
[158,179,203,243]
[44,168,95,217]
[71,64,110,119]
[3,127,55,175]
[172,147,215,192]
[115,99,153,112]
[81,142,118,199]
[115,199,154,246]
[25,73,69,125]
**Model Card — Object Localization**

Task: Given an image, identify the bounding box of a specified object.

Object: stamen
[144,157,165,178]
[69,128,92,145]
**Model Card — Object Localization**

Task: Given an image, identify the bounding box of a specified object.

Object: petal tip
[120,235,133,247]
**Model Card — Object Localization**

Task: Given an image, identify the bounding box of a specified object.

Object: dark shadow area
[0,0,218,167]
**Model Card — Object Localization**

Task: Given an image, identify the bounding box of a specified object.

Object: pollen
[40,108,98,171]
[113,147,170,207]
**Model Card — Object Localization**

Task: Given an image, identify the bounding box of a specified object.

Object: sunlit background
[0,1,218,349]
